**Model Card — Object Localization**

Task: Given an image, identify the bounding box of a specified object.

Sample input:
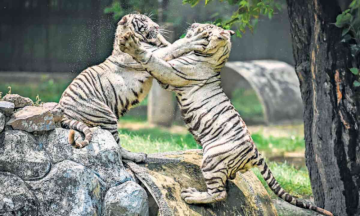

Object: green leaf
[353,80,360,87]
[183,0,201,7]
[335,13,353,28]
[236,29,243,38]
[180,33,187,39]
[342,27,351,36]
[350,68,359,75]
[350,0,357,9]
[205,0,211,5]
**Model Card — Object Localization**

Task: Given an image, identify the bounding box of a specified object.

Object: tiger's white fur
[119,23,333,216]
[58,14,208,163]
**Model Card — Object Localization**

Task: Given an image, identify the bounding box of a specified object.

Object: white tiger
[58,14,208,163]
[119,23,333,216]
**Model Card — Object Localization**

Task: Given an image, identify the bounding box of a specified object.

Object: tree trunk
[286,0,360,215]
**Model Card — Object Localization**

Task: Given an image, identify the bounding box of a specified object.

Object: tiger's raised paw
[119,31,143,58]
[181,187,227,204]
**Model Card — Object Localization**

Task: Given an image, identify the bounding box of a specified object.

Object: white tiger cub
[58,14,208,163]
[119,23,333,216]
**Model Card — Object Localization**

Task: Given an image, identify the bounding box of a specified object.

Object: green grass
[120,127,201,154]
[0,78,71,103]
[120,114,148,123]
[119,126,311,198]
[138,95,148,107]
[120,124,305,155]
[232,88,264,123]
[252,133,305,153]
[253,162,313,199]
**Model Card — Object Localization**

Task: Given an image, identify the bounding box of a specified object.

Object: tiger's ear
[191,23,199,29]
[119,16,128,25]
[227,30,235,36]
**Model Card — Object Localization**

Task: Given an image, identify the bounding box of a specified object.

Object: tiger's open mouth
[145,29,159,45]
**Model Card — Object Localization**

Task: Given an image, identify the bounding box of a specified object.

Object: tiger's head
[186,23,234,55]
[114,14,169,53]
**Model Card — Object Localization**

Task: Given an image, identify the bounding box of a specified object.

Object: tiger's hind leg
[110,128,147,163]
[181,160,228,204]
[119,147,147,163]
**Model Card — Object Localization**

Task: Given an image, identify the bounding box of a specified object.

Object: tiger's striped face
[116,14,162,46]
[186,23,234,54]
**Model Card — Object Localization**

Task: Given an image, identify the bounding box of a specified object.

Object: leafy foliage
[336,0,360,87]
[183,0,282,37]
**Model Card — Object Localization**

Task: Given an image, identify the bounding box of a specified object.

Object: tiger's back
[59,57,153,139]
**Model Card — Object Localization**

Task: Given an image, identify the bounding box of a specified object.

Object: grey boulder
[0,112,4,132]
[0,172,39,216]
[104,181,149,216]
[27,160,105,216]
[0,101,14,116]
[43,128,133,187]
[0,130,51,180]
[2,94,33,108]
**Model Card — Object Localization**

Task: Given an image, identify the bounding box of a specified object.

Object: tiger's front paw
[119,32,143,58]
[186,31,209,52]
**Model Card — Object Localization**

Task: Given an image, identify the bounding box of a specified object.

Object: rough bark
[286,0,360,215]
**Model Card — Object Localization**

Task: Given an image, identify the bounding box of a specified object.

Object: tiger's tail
[256,158,333,216]
[62,119,93,148]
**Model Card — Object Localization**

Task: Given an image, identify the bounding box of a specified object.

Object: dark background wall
[0,0,115,73]
[0,0,294,73]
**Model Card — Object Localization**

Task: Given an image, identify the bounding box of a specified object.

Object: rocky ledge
[0,94,314,216]
[0,95,146,216]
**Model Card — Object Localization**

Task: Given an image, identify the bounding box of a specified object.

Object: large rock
[27,160,104,216]
[2,94,33,108]
[0,130,51,180]
[273,199,315,216]
[43,128,133,187]
[0,101,14,116]
[42,102,63,123]
[0,172,39,216]
[7,106,56,132]
[125,150,278,216]
[0,112,5,132]
[104,181,149,216]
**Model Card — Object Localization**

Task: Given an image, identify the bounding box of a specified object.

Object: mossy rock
[125,150,278,216]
